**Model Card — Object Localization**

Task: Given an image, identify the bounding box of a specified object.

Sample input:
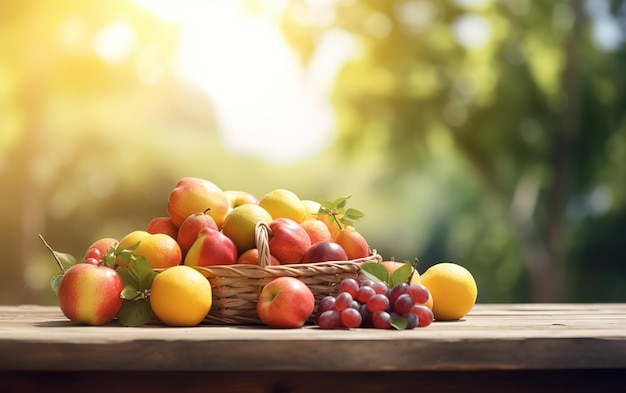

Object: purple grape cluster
[315,276,434,330]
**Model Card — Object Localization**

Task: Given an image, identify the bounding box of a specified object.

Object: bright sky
[133,0,353,165]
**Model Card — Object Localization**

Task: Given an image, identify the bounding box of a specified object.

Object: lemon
[259,188,306,223]
[301,199,321,220]
[420,262,477,321]
[222,204,272,253]
[150,265,213,326]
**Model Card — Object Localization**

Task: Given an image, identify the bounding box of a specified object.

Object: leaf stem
[38,234,65,272]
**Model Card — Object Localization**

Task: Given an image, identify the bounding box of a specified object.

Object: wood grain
[1,304,625,372]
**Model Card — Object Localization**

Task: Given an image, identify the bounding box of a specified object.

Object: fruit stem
[38,234,65,272]
[330,211,344,231]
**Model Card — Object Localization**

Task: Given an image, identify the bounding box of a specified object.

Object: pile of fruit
[313,260,478,329]
[43,176,478,329]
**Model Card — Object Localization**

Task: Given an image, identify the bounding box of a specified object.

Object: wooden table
[1,303,625,392]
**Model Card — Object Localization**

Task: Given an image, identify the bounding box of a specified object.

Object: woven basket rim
[191,252,379,278]
[153,252,380,273]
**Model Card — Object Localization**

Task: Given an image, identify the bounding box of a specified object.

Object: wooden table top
[1,303,625,372]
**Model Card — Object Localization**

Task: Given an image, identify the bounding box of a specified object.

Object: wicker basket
[194,222,381,325]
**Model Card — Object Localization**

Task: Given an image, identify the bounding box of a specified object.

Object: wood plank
[1,304,626,372]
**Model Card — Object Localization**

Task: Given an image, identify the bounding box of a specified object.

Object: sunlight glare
[135,0,338,164]
[93,21,137,63]
[453,13,491,49]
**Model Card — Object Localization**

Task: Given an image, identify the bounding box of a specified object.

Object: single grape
[340,308,363,329]
[335,292,353,312]
[315,296,336,325]
[366,294,390,312]
[359,303,372,327]
[350,300,360,310]
[356,285,376,303]
[84,248,102,261]
[339,278,359,297]
[359,278,375,287]
[387,282,409,303]
[318,296,337,314]
[317,310,342,329]
[393,294,414,315]
[405,312,418,329]
[408,284,430,304]
[411,305,434,327]
[371,311,392,329]
[371,281,388,295]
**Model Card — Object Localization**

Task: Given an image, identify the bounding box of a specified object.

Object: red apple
[177,211,218,256]
[184,227,238,266]
[146,216,179,239]
[267,218,311,264]
[302,241,349,263]
[256,277,315,328]
[57,262,124,325]
[236,248,280,266]
[166,177,230,228]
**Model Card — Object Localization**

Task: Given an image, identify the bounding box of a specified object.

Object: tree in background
[279,0,626,302]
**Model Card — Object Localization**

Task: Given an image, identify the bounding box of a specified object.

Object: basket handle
[254,221,382,267]
[255,222,272,268]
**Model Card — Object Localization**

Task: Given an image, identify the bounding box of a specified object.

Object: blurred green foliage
[1,0,625,306]
[280,0,626,303]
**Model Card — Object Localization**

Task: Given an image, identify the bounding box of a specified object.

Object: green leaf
[317,195,365,232]
[361,262,389,284]
[115,250,135,266]
[120,284,141,301]
[115,258,156,327]
[116,267,132,285]
[100,245,119,269]
[54,251,77,271]
[39,234,78,296]
[39,234,78,272]
[390,315,408,330]
[114,240,143,267]
[50,272,64,296]
[389,262,414,287]
[319,199,335,210]
[344,208,365,221]
[128,256,157,291]
[335,196,351,209]
[117,299,153,327]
